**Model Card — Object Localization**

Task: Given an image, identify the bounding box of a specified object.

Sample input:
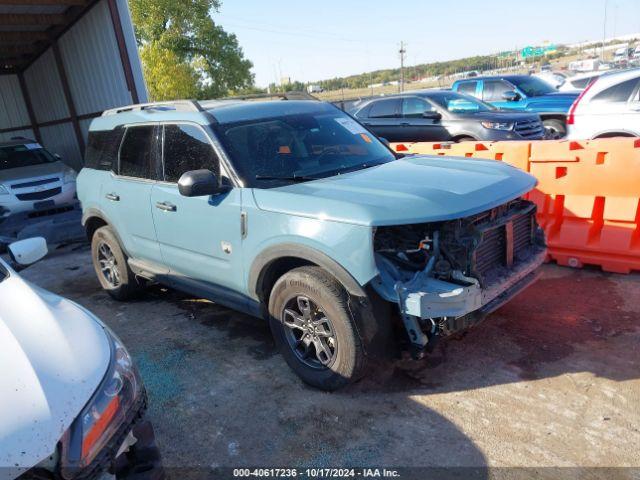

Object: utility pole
[399,41,406,93]
[602,0,608,61]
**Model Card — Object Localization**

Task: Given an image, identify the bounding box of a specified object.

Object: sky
[214,0,640,87]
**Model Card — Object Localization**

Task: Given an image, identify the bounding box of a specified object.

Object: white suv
[567,68,640,139]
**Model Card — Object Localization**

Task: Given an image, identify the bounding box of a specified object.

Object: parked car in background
[0,238,162,480]
[567,68,640,139]
[0,139,78,245]
[534,71,567,89]
[78,98,546,391]
[559,71,604,92]
[352,90,545,142]
[452,75,579,138]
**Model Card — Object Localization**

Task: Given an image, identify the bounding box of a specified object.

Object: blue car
[452,75,579,138]
[77,98,546,390]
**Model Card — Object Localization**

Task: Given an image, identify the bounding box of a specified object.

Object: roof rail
[102,100,204,116]
[218,91,318,102]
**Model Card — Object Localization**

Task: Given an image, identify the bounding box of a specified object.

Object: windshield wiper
[255,174,320,182]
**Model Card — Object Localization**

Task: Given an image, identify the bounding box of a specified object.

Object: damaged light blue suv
[77,97,546,390]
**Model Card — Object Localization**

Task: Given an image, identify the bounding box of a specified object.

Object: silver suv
[0,138,77,237]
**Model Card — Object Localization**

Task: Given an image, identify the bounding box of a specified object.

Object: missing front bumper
[401,247,546,321]
[389,246,546,356]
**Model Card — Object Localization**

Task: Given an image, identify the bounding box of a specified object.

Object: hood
[526,91,579,110]
[539,91,580,99]
[0,161,67,184]
[252,156,537,226]
[0,266,110,476]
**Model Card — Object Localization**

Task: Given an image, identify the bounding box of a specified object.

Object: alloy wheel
[97,242,120,287]
[282,295,337,369]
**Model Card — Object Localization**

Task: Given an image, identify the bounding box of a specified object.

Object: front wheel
[268,266,368,390]
[543,119,566,139]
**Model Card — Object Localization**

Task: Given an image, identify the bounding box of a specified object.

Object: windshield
[0,262,8,284]
[213,108,396,187]
[0,143,57,171]
[510,76,556,96]
[428,91,495,113]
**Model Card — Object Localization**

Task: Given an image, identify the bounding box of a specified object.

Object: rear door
[453,80,480,98]
[357,98,402,141]
[584,76,640,135]
[99,124,163,264]
[400,97,449,141]
[150,122,244,293]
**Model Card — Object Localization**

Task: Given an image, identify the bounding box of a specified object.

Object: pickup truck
[452,75,579,138]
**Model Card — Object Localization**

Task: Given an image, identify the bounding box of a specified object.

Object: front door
[483,79,526,111]
[150,123,244,294]
[400,97,448,141]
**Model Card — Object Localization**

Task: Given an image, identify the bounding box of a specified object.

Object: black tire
[268,266,368,391]
[543,119,566,139]
[91,225,143,301]
[455,136,476,143]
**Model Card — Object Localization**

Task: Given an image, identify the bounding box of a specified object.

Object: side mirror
[423,111,442,120]
[502,91,520,102]
[8,237,48,269]
[54,153,62,160]
[178,169,228,197]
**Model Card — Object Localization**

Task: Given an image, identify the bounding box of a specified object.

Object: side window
[119,125,157,179]
[456,81,478,97]
[85,127,124,171]
[402,97,435,118]
[483,80,513,102]
[368,98,400,118]
[163,124,219,183]
[591,78,639,103]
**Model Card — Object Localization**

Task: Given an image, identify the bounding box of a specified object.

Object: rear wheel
[91,226,143,300]
[455,136,476,143]
[543,119,566,139]
[268,266,368,390]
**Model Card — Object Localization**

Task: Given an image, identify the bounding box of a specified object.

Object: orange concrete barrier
[391,139,640,274]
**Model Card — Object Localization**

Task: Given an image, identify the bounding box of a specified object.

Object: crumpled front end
[371,198,546,356]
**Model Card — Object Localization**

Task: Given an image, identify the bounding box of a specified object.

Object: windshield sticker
[360,133,372,143]
[25,143,42,150]
[334,117,368,135]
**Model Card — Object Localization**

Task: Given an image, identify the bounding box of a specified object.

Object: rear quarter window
[85,128,124,171]
[591,77,640,103]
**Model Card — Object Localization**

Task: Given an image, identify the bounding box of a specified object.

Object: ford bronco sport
[77,97,546,391]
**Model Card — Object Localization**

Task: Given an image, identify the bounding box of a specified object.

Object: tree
[140,41,200,101]
[129,0,254,99]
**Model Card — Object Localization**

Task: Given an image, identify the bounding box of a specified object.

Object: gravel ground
[16,244,640,479]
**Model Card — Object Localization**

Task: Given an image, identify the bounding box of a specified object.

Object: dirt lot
[16,244,640,478]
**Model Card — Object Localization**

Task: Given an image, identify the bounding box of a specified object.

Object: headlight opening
[60,330,141,477]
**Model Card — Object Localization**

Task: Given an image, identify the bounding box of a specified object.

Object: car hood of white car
[0,263,110,478]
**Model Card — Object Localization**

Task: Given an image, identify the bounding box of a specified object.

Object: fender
[248,243,369,301]
[81,208,130,257]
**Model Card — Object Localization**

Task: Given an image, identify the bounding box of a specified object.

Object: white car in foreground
[567,68,640,139]
[0,238,162,480]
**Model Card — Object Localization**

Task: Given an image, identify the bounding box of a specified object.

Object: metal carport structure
[0,0,146,170]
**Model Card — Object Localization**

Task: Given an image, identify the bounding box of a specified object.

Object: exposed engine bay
[371,198,547,357]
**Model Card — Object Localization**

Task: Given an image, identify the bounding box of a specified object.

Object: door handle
[155,201,177,212]
[400,122,410,126]
[105,193,120,201]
